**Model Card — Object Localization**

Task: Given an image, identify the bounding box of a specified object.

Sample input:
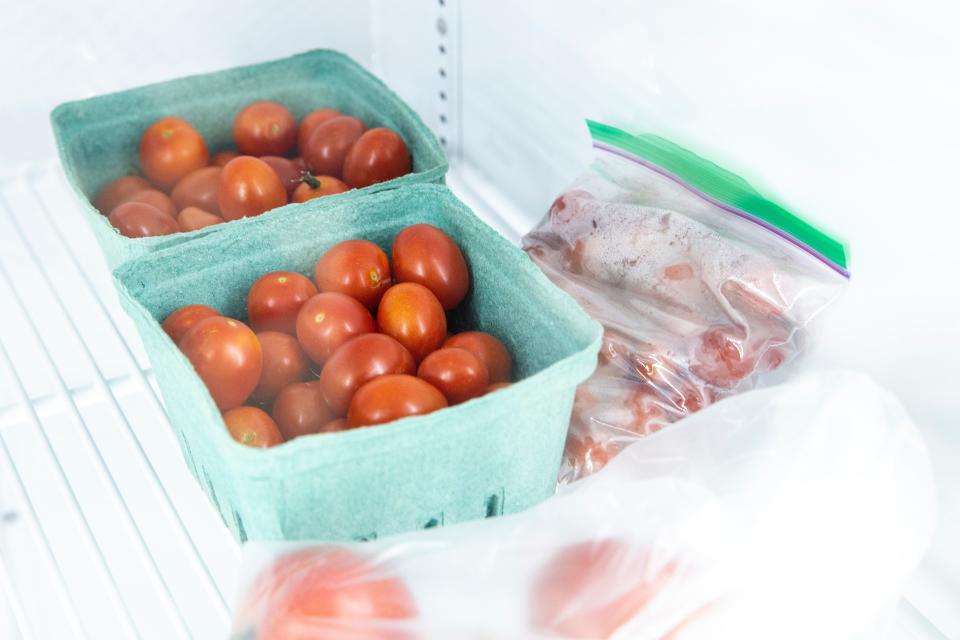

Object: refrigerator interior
[0,1,957,637]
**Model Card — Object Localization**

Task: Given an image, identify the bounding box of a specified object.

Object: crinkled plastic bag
[230,372,935,639]
[522,121,850,482]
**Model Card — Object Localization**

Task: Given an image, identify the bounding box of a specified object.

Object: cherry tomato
[271,381,337,440]
[295,292,375,366]
[223,406,283,448]
[342,128,411,188]
[233,101,296,156]
[302,116,365,178]
[248,547,417,640]
[292,156,307,173]
[246,271,318,335]
[217,156,288,221]
[392,224,469,310]
[319,333,415,415]
[291,174,349,202]
[377,283,446,363]
[179,316,262,411]
[177,206,223,232]
[319,418,348,434]
[297,108,341,153]
[691,326,755,388]
[123,189,177,219]
[486,382,511,394]
[211,150,238,167]
[139,116,209,190]
[108,201,180,237]
[444,331,513,383]
[251,332,310,405]
[161,304,220,345]
[171,166,222,214]
[417,347,488,405]
[94,175,151,214]
[314,239,391,310]
[347,374,447,427]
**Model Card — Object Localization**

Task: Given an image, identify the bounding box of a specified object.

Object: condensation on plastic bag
[521,127,849,482]
[229,372,935,640]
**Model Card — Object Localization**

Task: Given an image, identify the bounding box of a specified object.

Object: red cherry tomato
[179,316,262,411]
[123,189,177,219]
[247,547,417,640]
[108,202,180,237]
[291,174,349,202]
[246,271,318,335]
[171,166,222,214]
[417,347,488,405]
[392,224,469,310]
[251,332,310,405]
[486,382,511,394]
[532,540,675,639]
[444,331,513,383]
[347,374,447,428]
[691,326,755,388]
[295,293,375,366]
[259,156,303,196]
[223,406,283,448]
[271,381,337,440]
[211,150,238,167]
[319,333,415,415]
[177,206,223,232]
[94,175,151,214]
[377,283,446,363]
[297,108,341,153]
[217,156,288,221]
[302,116,365,178]
[314,239,391,310]
[139,117,209,190]
[319,417,348,434]
[233,101,297,156]
[161,304,220,345]
[342,128,412,188]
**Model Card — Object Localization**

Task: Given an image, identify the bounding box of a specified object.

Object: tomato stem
[301,174,321,190]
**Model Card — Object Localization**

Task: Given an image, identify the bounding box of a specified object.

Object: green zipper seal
[587,120,849,276]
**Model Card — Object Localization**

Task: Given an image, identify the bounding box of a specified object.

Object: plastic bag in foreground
[230,372,935,640]
[522,121,850,482]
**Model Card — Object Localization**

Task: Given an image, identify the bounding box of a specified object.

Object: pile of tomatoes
[94,101,413,238]
[162,224,513,448]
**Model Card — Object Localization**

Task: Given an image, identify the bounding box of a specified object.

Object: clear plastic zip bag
[522,122,850,482]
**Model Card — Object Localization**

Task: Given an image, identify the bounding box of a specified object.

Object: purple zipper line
[594,141,850,278]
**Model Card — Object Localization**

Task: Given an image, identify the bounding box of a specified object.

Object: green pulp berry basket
[112,184,602,542]
[50,48,447,268]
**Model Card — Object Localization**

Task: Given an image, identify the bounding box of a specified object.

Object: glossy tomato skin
[171,166,222,214]
[377,283,446,363]
[347,374,447,428]
[251,332,310,405]
[417,347,489,405]
[177,206,223,232]
[223,406,283,448]
[302,116,365,178]
[296,292,376,366]
[314,240,391,310]
[250,547,417,640]
[179,316,262,411]
[444,331,513,383]
[211,150,238,167]
[342,128,412,189]
[246,271,318,335]
[161,304,220,345]
[392,224,469,310]
[217,156,288,221]
[297,108,341,153]
[124,189,177,219]
[233,101,297,156]
[271,381,337,440]
[291,175,349,202]
[94,175,151,214]
[139,117,209,190]
[108,202,180,237]
[260,156,303,196]
[319,333,416,415]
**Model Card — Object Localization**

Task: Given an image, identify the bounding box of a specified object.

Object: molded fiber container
[113,184,602,542]
[51,49,447,268]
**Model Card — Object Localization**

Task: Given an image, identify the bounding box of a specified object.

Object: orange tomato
[223,406,283,448]
[376,283,446,363]
[347,374,447,428]
[139,117,209,190]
